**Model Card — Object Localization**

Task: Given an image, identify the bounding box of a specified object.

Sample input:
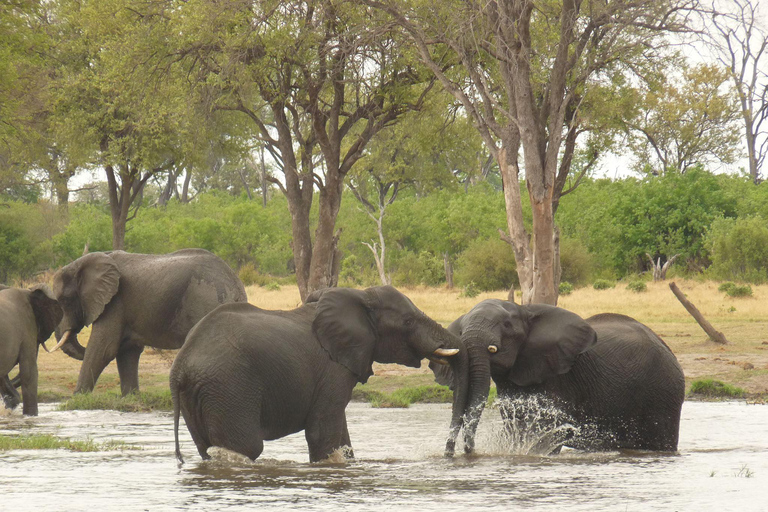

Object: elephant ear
[312,288,376,384]
[429,315,463,389]
[77,253,121,326]
[28,284,64,344]
[509,304,597,386]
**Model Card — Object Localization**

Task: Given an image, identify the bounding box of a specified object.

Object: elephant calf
[171,286,463,463]
[0,285,63,416]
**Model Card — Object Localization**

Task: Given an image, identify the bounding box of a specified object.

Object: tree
[53,0,196,249]
[172,0,435,300]
[700,0,768,184]
[626,62,742,174]
[368,0,698,304]
[348,96,480,286]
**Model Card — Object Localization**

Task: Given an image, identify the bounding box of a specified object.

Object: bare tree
[368,0,698,304]
[700,0,768,184]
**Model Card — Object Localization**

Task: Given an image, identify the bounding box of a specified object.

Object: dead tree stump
[669,282,729,344]
[647,253,679,281]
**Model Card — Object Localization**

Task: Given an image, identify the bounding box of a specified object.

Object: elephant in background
[51,249,247,395]
[433,299,685,455]
[171,286,464,463]
[0,285,63,415]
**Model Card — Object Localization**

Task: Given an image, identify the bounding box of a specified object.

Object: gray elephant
[51,249,247,395]
[0,285,63,416]
[433,299,685,455]
[171,286,464,463]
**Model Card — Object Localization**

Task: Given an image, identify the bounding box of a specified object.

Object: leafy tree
[706,216,768,283]
[626,62,742,174]
[170,0,436,300]
[369,0,698,304]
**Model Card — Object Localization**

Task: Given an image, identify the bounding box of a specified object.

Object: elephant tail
[172,385,184,464]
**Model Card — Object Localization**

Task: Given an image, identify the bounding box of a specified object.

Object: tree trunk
[669,282,729,344]
[260,144,268,207]
[647,253,680,281]
[444,253,454,289]
[181,170,192,203]
[306,177,344,296]
[529,193,558,305]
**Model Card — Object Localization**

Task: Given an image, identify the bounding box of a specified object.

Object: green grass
[688,379,747,399]
[0,433,134,452]
[57,390,173,412]
[352,384,453,408]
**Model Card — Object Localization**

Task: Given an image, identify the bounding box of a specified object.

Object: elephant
[51,249,247,395]
[0,285,63,415]
[171,286,465,463]
[432,299,685,456]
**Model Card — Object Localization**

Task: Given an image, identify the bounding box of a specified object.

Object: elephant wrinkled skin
[0,285,63,416]
[171,286,464,463]
[433,299,685,455]
[52,249,247,395]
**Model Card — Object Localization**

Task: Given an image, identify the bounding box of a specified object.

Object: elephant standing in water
[0,285,63,415]
[433,299,685,455]
[51,249,247,395]
[171,286,466,463]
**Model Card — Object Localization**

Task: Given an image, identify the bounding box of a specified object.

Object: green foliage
[352,385,453,408]
[0,200,62,282]
[454,238,517,291]
[626,280,647,293]
[688,379,746,399]
[559,281,574,295]
[559,237,594,286]
[718,282,736,293]
[57,390,173,412]
[391,251,444,286]
[706,217,768,284]
[726,284,753,298]
[238,263,261,286]
[460,281,480,298]
[0,434,133,452]
[593,279,615,290]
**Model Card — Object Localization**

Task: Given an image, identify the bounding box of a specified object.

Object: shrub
[559,237,593,286]
[688,379,746,399]
[454,238,517,291]
[392,251,444,287]
[706,216,768,284]
[461,281,480,298]
[718,282,736,293]
[264,281,281,291]
[626,280,647,293]
[559,281,574,295]
[726,284,753,297]
[238,262,261,286]
[593,279,615,290]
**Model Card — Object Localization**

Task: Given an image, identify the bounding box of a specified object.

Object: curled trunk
[55,328,86,361]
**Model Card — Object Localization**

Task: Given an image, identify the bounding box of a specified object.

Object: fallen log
[669,282,729,344]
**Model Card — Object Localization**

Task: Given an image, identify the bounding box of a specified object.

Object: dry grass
[22,281,768,404]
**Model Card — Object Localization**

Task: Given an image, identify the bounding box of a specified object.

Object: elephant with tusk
[171,285,465,463]
[50,249,247,395]
[432,299,685,456]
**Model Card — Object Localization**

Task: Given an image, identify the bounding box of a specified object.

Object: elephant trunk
[460,333,492,455]
[442,335,470,457]
[54,326,86,361]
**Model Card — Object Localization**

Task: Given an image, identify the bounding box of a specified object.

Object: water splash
[478,395,578,456]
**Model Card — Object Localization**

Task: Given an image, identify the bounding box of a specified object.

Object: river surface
[1,401,766,511]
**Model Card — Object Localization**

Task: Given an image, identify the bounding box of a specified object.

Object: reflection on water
[1,401,767,511]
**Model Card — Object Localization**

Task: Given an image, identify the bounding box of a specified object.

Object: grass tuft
[58,390,173,412]
[352,384,454,408]
[0,433,134,452]
[688,379,746,399]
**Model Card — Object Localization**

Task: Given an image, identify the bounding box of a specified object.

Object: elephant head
[432,299,597,456]
[51,252,121,360]
[27,284,64,351]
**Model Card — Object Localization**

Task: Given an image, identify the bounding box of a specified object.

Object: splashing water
[478,395,579,456]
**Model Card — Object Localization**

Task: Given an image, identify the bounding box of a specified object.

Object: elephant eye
[404,318,415,328]
[503,320,513,329]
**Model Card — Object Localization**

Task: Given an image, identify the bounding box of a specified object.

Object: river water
[1,401,766,511]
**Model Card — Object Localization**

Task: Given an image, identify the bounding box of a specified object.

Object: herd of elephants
[0,249,685,463]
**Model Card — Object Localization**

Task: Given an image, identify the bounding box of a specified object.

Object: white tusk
[432,348,459,357]
[488,345,498,353]
[41,341,51,353]
[49,331,71,353]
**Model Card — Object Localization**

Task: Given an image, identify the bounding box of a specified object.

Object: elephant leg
[18,358,38,416]
[341,414,354,459]
[116,340,144,396]
[1,375,21,410]
[305,409,350,463]
[75,322,122,394]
